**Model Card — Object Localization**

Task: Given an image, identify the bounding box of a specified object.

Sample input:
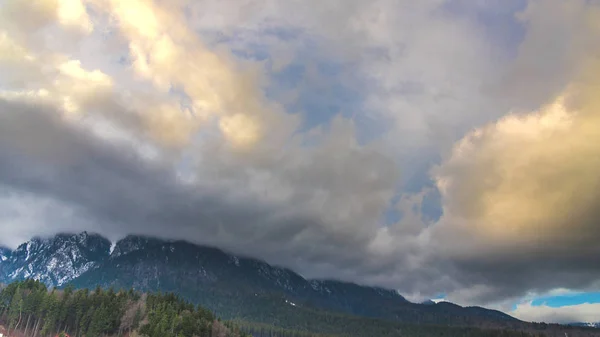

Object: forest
[0,279,565,337]
[0,279,250,337]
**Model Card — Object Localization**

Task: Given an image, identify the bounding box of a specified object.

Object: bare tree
[212,320,229,337]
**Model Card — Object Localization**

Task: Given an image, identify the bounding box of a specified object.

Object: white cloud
[511,302,600,324]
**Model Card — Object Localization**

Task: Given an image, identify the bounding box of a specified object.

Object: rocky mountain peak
[110,234,163,258]
[0,232,111,287]
[0,246,11,262]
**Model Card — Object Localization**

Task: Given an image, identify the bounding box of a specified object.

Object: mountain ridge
[0,232,522,329]
[0,231,110,286]
[568,322,600,328]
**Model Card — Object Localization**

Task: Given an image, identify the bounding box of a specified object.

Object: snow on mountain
[0,232,111,287]
[568,322,600,328]
[0,246,11,262]
[0,232,527,329]
[110,235,158,258]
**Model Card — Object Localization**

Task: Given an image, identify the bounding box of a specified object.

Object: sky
[0,0,599,325]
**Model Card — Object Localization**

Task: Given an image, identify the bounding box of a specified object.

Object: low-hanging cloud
[1,0,600,314]
[512,301,600,324]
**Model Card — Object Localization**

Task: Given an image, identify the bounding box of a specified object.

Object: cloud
[0,100,397,279]
[428,0,600,305]
[0,0,402,281]
[90,0,300,150]
[1,0,600,316]
[511,302,600,324]
[496,0,597,110]
[0,0,93,51]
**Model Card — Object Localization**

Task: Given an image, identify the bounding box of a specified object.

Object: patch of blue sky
[265,50,384,145]
[421,189,442,223]
[192,24,446,224]
[441,0,528,62]
[382,194,403,225]
[196,25,389,146]
[381,180,442,227]
[168,86,194,111]
[397,155,443,224]
[261,26,303,41]
[381,191,442,227]
[531,292,600,308]
[216,26,304,61]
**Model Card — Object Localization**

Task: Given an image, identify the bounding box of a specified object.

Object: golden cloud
[428,2,600,258]
[91,0,273,149]
[433,65,600,255]
[1,0,283,151]
[1,0,92,34]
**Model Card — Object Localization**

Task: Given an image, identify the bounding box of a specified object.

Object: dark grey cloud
[0,100,404,284]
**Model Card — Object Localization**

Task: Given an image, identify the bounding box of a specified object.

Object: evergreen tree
[3,280,596,337]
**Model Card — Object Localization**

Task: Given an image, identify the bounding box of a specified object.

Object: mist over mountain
[1,232,598,337]
[0,232,515,325]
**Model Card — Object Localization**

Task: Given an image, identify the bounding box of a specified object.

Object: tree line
[0,279,250,337]
[0,279,587,337]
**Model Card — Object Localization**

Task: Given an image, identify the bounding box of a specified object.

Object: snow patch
[70,249,79,261]
[9,266,24,278]
[25,241,33,260]
[47,257,59,270]
[56,261,95,286]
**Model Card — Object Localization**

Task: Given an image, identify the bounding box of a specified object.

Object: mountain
[0,246,10,262]
[568,322,600,328]
[0,232,110,286]
[70,235,422,322]
[0,232,520,329]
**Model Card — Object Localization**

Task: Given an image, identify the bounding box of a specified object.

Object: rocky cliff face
[0,232,110,286]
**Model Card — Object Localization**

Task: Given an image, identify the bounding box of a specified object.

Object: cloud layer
[512,302,600,324]
[1,0,599,315]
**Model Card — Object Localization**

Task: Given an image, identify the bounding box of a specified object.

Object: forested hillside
[0,279,586,337]
[0,280,250,337]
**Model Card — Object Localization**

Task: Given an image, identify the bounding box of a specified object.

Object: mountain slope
[71,235,414,320]
[0,232,110,286]
[68,234,519,328]
[0,232,520,329]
